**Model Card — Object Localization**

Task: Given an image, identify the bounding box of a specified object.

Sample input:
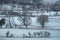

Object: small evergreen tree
[0,18,5,28]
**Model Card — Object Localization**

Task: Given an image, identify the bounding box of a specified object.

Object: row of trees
[50,0,60,14]
[0,0,47,29]
[0,0,60,11]
[0,0,49,29]
[0,0,60,29]
[0,14,48,29]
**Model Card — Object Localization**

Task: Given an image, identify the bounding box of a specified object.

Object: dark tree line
[50,0,60,15]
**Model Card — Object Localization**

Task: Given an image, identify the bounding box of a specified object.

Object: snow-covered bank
[0,29,60,38]
[0,38,60,40]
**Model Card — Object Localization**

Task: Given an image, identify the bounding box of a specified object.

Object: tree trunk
[42,25,44,29]
[26,25,28,29]
[0,25,2,28]
[9,16,11,28]
[56,11,58,16]
[41,22,44,29]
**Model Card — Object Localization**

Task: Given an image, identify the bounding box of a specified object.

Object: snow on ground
[0,29,60,40]
[16,16,60,29]
[0,29,60,37]
[0,38,60,40]
[0,12,60,40]
[1,16,60,29]
[0,11,60,29]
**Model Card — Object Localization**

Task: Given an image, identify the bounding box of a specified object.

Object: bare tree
[46,3,50,13]
[18,5,32,29]
[33,0,43,9]
[2,4,15,28]
[19,13,32,29]
[37,15,48,29]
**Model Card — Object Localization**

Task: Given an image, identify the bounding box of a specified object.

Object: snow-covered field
[0,29,60,40]
[0,38,60,40]
[0,12,60,40]
[0,29,60,37]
